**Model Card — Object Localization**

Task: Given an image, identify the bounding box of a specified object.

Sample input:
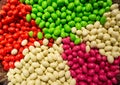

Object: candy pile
[72,4,120,63]
[7,38,76,85]
[23,0,112,42]
[0,0,54,71]
[62,37,120,85]
[0,0,120,85]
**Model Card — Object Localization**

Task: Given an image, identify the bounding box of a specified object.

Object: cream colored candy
[43,38,49,45]
[30,73,37,80]
[99,49,105,55]
[58,63,65,70]
[107,56,114,63]
[23,69,29,77]
[86,45,90,52]
[24,54,30,62]
[35,79,41,85]
[94,21,100,28]
[90,41,97,48]
[47,67,54,73]
[36,53,44,61]
[60,77,65,82]
[111,9,119,16]
[15,62,22,69]
[29,52,37,62]
[34,41,40,47]
[41,75,49,82]
[97,43,105,49]
[59,71,65,78]
[65,71,71,79]
[76,30,82,35]
[35,68,43,75]
[32,62,40,68]
[55,37,62,44]
[21,81,27,85]
[71,27,77,33]
[28,66,34,73]
[52,82,59,85]
[29,46,35,51]
[46,72,56,81]
[22,48,29,56]
[110,4,119,10]
[11,48,18,55]
[86,24,94,30]
[21,39,28,46]
[70,79,76,85]
[41,61,49,67]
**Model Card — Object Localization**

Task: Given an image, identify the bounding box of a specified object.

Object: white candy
[55,37,62,44]
[43,39,49,45]
[11,49,18,55]
[22,48,29,56]
[34,41,40,47]
[15,62,22,69]
[71,27,77,33]
[21,39,28,46]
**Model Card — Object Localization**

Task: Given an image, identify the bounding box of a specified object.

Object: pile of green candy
[24,0,112,44]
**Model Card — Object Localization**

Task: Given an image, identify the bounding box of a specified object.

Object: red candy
[62,37,120,85]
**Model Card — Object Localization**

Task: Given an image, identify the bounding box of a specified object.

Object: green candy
[89,14,96,21]
[61,32,66,38]
[105,6,110,11]
[74,17,81,22]
[74,0,80,6]
[61,6,66,12]
[66,15,72,22]
[81,21,87,27]
[52,2,57,9]
[85,3,93,12]
[61,12,66,19]
[39,21,45,28]
[32,8,38,14]
[37,12,42,17]
[88,21,94,24]
[82,16,89,21]
[103,2,107,7]
[76,6,82,12]
[68,2,74,10]
[37,6,43,12]
[61,19,66,24]
[44,12,50,19]
[42,1,47,9]
[75,23,81,30]
[52,34,57,40]
[56,10,61,17]
[28,31,33,37]
[99,9,105,15]
[100,16,106,25]
[49,28,54,34]
[26,14,31,22]
[47,6,54,13]
[30,0,34,5]
[98,1,104,7]
[93,10,98,15]
[70,33,76,41]
[93,3,98,9]
[20,0,25,3]
[35,17,41,25]
[68,21,75,27]
[54,29,61,36]
[33,4,39,8]
[51,13,57,20]
[82,7,86,12]
[71,12,75,19]
[25,0,30,4]
[56,18,61,25]
[66,10,72,15]
[107,0,112,6]
[77,13,83,17]
[31,13,36,19]
[37,32,43,39]
[80,0,86,3]
[43,28,49,34]
[45,22,50,28]
[74,38,81,45]
[57,0,65,6]
[48,18,53,23]
[96,16,100,21]
[45,34,51,39]
[64,24,71,33]
[50,23,55,28]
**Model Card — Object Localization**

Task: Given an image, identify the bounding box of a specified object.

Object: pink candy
[62,37,120,85]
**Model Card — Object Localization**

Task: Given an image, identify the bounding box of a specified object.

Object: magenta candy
[73,58,78,63]
[90,49,96,56]
[84,52,90,59]
[107,80,113,85]
[99,69,105,75]
[75,68,82,74]
[80,43,86,52]
[71,64,79,69]
[67,61,73,67]
[112,77,117,84]
[73,46,80,51]
[102,56,107,61]
[70,42,75,48]
[62,37,70,44]
[100,61,105,68]
[87,76,92,83]
[72,51,77,57]
[105,66,109,72]
[62,53,67,60]
[68,55,73,61]
[78,58,84,65]
[114,59,120,65]
[107,72,114,78]
[96,54,102,62]
[82,65,88,73]
[63,44,70,50]
[95,65,100,72]
[65,49,72,55]
[77,74,86,80]
[93,75,99,83]
[90,82,97,85]
[79,82,87,85]
[99,75,107,81]
[77,50,84,58]
[87,57,96,63]
[70,70,77,77]
[87,63,96,69]
[88,69,95,76]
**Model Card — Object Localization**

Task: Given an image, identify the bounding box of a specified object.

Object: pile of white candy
[71,4,120,63]
[7,38,76,85]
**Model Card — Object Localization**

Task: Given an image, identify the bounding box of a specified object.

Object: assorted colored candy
[0,0,120,85]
